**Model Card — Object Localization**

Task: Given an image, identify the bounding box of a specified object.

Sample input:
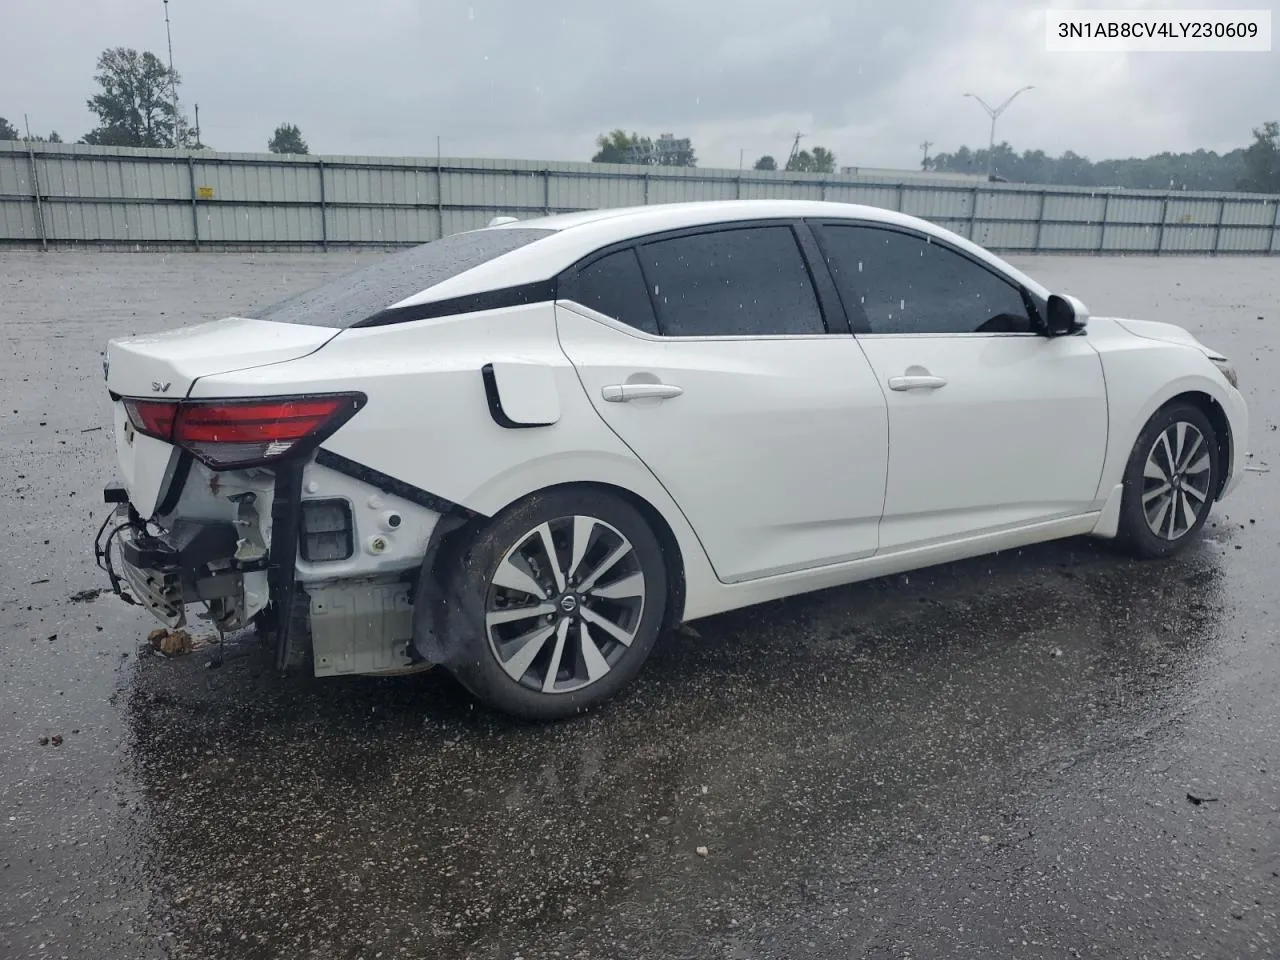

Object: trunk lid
[105,317,339,518]
[106,317,340,399]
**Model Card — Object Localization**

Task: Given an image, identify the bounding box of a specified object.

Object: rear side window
[817,224,1033,335]
[638,226,827,337]
[251,227,554,328]
[570,248,660,335]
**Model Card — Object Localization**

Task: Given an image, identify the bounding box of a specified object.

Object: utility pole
[163,0,184,147]
[787,132,805,169]
[920,140,932,171]
[193,103,200,147]
[962,86,1033,180]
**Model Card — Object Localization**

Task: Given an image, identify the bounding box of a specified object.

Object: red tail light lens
[124,400,179,440]
[124,393,365,469]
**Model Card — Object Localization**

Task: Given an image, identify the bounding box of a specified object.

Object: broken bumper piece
[94,483,263,630]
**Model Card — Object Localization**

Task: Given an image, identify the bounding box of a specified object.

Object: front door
[555,224,889,583]
[813,222,1109,553]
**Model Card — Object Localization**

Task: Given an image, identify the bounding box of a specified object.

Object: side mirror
[1045,294,1089,336]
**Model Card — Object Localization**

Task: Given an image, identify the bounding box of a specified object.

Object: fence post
[1211,197,1225,255]
[643,172,650,205]
[736,175,741,200]
[1033,190,1046,252]
[1097,192,1111,254]
[543,168,551,215]
[967,185,980,241]
[435,159,445,240]
[25,141,48,251]
[1155,197,1169,255]
[317,158,328,251]
[896,183,904,212]
[1272,199,1280,255]
[186,155,200,251]
[820,177,827,202]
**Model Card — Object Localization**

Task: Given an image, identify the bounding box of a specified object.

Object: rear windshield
[251,227,555,328]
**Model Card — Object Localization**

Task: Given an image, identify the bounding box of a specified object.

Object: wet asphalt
[1,250,1278,960]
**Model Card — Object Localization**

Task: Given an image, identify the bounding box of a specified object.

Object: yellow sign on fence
[196,186,214,200]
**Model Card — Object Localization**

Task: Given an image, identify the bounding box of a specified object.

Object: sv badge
[151,381,172,393]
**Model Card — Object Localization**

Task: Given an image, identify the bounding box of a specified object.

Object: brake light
[123,394,365,469]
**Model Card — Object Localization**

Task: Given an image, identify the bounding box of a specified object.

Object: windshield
[251,227,554,328]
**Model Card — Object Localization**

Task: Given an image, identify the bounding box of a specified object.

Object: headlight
[1209,356,1238,389]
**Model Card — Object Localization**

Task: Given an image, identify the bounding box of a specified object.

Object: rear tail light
[123,393,365,469]
[124,399,179,440]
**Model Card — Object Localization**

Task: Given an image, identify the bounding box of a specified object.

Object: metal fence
[2,141,1278,255]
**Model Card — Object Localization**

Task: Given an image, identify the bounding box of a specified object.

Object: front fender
[1097,358,1246,500]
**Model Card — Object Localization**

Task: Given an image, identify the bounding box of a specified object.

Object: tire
[1116,402,1220,559]
[439,487,669,720]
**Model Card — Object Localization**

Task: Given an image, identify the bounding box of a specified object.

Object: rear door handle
[602,383,684,402]
[888,374,947,392]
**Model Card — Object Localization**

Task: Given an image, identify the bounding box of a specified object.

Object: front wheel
[439,487,669,720]
[1116,402,1220,559]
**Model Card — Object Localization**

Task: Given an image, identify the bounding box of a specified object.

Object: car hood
[1111,317,1225,359]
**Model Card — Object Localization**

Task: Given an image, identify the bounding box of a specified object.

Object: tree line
[591,129,838,173]
[5,46,1277,193]
[928,123,1280,193]
[0,47,309,155]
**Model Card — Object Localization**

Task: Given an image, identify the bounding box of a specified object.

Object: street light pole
[962,85,1034,180]
[163,0,183,147]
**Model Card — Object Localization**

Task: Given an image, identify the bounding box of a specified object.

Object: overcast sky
[3,0,1277,170]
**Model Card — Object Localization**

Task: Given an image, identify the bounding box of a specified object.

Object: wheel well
[423,481,688,635]
[1160,391,1232,499]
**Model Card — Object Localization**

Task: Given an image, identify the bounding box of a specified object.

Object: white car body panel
[96,199,1250,675]
[106,316,339,398]
[1082,317,1246,498]
[111,402,177,521]
[554,302,889,583]
[188,303,726,615]
[485,361,562,426]
[853,331,1109,551]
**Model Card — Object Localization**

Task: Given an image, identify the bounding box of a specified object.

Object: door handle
[602,383,684,402]
[888,374,947,392]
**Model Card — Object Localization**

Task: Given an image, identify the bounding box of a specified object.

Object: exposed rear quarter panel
[188,304,721,609]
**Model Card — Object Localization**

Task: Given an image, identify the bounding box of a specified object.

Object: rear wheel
[440,488,668,720]
[1116,402,1219,559]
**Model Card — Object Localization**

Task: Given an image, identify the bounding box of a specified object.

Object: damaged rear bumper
[94,476,283,652]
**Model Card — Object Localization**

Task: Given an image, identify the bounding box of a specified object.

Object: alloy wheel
[1141,421,1213,541]
[484,514,647,693]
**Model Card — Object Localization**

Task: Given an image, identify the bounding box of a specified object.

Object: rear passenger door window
[816,224,1035,335]
[570,248,661,335]
[638,226,827,337]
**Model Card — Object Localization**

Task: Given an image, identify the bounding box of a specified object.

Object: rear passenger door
[555,222,889,585]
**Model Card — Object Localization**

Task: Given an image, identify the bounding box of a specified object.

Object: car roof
[389,200,1051,310]
[494,199,919,234]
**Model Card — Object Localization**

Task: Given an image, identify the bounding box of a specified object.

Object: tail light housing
[123,393,366,469]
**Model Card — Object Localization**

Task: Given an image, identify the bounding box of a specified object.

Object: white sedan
[96,200,1248,719]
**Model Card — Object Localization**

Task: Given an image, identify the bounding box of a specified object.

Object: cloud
[2,0,1276,170]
